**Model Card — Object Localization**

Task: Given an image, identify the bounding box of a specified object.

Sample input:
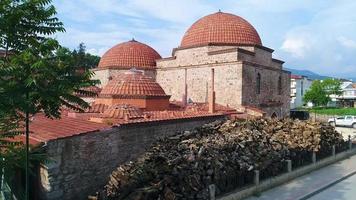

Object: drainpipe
[209,68,216,113]
[182,68,188,107]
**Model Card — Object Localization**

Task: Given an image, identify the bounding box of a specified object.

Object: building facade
[331,81,356,107]
[290,75,313,109]
[156,12,290,117]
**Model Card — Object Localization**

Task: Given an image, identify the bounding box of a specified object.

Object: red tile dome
[99,69,168,98]
[98,39,161,70]
[180,11,262,48]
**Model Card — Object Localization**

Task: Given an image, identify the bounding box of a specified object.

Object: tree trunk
[25,91,30,200]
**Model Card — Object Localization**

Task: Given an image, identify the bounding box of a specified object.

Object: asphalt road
[307,174,356,200]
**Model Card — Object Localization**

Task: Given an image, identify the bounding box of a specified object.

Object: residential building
[290,75,313,109]
[332,81,356,107]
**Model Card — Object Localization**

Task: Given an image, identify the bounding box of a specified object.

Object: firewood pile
[94,119,345,200]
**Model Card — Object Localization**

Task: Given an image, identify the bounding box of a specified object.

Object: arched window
[278,76,282,95]
[256,73,261,94]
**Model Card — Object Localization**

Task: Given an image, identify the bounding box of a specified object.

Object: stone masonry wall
[92,69,156,88]
[38,116,225,200]
[157,45,290,116]
[241,63,290,117]
[157,63,243,108]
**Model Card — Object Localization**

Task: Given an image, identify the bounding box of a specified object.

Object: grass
[308,107,356,116]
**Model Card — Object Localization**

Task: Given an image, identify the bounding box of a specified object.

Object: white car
[328,116,356,128]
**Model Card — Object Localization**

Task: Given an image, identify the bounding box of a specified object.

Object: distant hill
[285,68,331,80]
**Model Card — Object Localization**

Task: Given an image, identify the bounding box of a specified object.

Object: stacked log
[95,119,346,200]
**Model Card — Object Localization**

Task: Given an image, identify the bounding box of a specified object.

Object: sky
[53,0,356,79]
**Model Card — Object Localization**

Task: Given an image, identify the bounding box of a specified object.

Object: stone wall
[37,116,225,200]
[241,63,290,117]
[156,44,290,117]
[92,68,156,88]
[157,63,243,108]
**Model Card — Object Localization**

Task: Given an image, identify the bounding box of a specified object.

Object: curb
[298,170,356,200]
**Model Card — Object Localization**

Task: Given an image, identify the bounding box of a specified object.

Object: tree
[0,1,98,199]
[72,43,101,69]
[303,78,342,107]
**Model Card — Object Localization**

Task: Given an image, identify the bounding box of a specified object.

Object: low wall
[309,113,339,123]
[217,147,356,200]
[37,116,225,200]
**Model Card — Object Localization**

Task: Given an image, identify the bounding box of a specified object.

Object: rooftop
[180,11,262,48]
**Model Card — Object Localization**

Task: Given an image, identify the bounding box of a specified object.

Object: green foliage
[322,78,343,96]
[0,38,99,118]
[0,0,65,55]
[72,43,100,69]
[303,78,342,107]
[304,80,329,106]
[309,107,356,115]
[0,1,99,197]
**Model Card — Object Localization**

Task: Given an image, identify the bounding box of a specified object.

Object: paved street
[307,173,356,200]
[246,154,356,200]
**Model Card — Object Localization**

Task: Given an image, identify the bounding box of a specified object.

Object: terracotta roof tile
[99,70,168,97]
[27,114,109,143]
[103,104,144,119]
[98,39,161,70]
[181,12,262,48]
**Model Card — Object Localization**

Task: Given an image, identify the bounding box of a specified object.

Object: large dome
[99,69,168,97]
[98,39,161,70]
[180,11,262,48]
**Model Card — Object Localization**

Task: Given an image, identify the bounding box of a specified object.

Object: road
[307,173,356,200]
[245,154,356,200]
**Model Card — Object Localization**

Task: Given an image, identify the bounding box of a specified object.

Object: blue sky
[53,0,356,79]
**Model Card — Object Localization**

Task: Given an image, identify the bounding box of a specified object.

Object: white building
[331,81,356,107]
[290,75,313,109]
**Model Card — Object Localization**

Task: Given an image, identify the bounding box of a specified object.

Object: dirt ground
[335,127,356,140]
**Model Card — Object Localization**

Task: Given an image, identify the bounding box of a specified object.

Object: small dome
[99,69,168,97]
[98,39,161,70]
[180,11,262,48]
[103,104,144,119]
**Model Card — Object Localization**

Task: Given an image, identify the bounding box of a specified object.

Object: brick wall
[37,116,225,200]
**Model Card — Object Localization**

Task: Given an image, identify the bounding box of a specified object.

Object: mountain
[285,68,331,80]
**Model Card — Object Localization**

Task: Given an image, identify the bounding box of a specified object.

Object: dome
[98,39,161,70]
[99,69,168,97]
[103,104,144,119]
[180,11,262,48]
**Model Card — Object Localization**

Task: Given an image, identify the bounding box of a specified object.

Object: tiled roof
[88,103,109,113]
[14,102,247,146]
[75,86,102,97]
[180,11,262,48]
[27,114,109,144]
[290,74,303,79]
[103,104,144,119]
[98,39,161,70]
[99,70,168,97]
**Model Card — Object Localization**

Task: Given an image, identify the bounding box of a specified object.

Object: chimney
[182,68,188,107]
[209,68,215,113]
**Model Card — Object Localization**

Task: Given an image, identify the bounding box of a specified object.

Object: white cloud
[53,0,356,78]
[338,36,356,49]
[281,35,312,58]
